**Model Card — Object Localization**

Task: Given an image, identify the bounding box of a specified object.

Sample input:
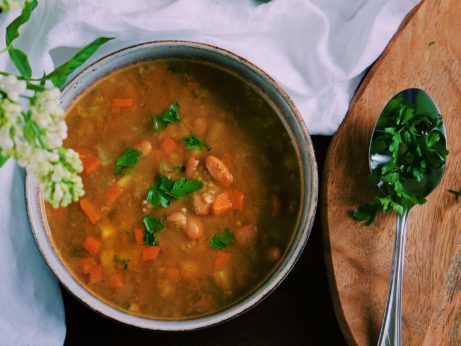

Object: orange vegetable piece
[76,149,101,176]
[206,155,233,187]
[214,251,231,271]
[82,236,101,256]
[134,228,144,245]
[108,274,123,289]
[105,183,124,206]
[212,192,233,215]
[112,98,133,108]
[79,198,101,224]
[79,257,97,274]
[142,246,161,261]
[229,190,245,212]
[161,136,177,155]
[89,265,102,284]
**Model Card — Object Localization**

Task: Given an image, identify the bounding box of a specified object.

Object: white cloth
[0,0,419,345]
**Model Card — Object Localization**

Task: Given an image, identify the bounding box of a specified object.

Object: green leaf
[182,133,210,151]
[114,146,142,176]
[352,100,448,225]
[153,103,181,131]
[351,203,380,225]
[113,255,129,270]
[5,0,38,46]
[209,228,234,249]
[146,175,203,208]
[9,48,32,78]
[0,148,9,168]
[143,216,164,246]
[46,37,114,88]
[168,178,204,198]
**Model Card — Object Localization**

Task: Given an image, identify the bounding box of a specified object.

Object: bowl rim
[25,40,318,331]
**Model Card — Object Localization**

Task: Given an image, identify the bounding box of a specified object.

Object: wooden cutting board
[322,0,461,345]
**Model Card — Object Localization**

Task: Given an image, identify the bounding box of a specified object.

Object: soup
[46,60,300,319]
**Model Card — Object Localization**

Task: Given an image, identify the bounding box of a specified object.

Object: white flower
[0,75,26,102]
[0,86,85,208]
[0,0,30,11]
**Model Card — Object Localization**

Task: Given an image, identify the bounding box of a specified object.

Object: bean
[266,246,282,262]
[185,157,199,178]
[167,211,186,227]
[193,193,211,216]
[193,117,209,137]
[134,140,152,157]
[185,215,204,240]
[206,155,233,187]
[233,224,257,246]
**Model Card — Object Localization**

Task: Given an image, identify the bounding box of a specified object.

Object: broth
[46,60,300,319]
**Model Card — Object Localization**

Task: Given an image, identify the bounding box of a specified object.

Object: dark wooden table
[63,136,347,346]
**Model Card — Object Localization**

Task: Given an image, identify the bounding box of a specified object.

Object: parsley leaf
[113,255,129,270]
[182,133,210,151]
[153,103,181,132]
[351,202,381,225]
[143,216,164,246]
[352,100,448,224]
[209,228,233,250]
[448,189,461,196]
[114,146,142,176]
[146,174,203,208]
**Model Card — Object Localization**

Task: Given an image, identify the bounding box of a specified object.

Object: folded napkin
[0,0,419,344]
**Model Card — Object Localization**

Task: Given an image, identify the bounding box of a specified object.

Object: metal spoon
[369,88,447,346]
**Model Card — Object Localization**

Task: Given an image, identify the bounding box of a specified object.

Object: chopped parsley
[113,255,129,270]
[352,100,448,225]
[182,133,210,151]
[143,215,164,246]
[153,103,181,132]
[428,40,436,47]
[114,146,142,176]
[146,174,203,208]
[209,228,233,250]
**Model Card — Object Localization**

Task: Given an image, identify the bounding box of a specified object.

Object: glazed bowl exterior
[25,41,318,331]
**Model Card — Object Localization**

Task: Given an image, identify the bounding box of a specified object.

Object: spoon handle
[377,209,410,346]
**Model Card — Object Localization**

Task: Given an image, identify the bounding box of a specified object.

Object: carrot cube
[108,274,123,289]
[76,149,101,176]
[79,198,101,224]
[89,265,102,284]
[161,136,177,155]
[142,246,161,261]
[212,192,233,215]
[112,98,133,108]
[83,236,101,256]
[134,228,144,245]
[79,257,97,274]
[105,183,124,206]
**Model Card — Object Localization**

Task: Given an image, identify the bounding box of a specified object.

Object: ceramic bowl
[25,41,318,331]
